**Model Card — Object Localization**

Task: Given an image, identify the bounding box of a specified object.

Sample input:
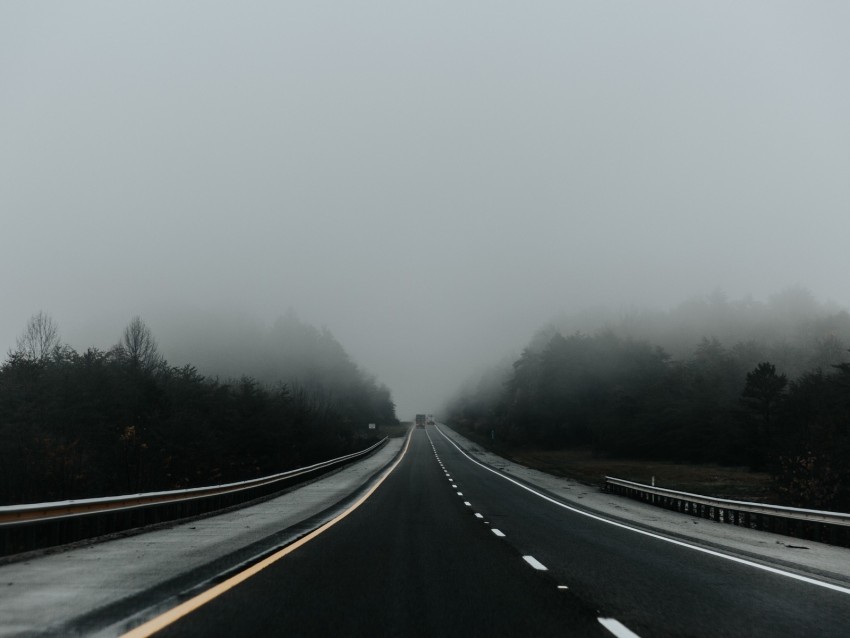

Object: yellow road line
[121,430,414,638]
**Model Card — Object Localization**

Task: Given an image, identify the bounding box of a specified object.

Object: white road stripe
[464,501,471,506]
[523,555,547,570]
[457,492,463,496]
[598,617,641,638]
[475,513,484,519]
[434,426,850,597]
[492,529,506,537]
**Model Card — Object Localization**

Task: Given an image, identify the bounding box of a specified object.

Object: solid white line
[492,529,506,537]
[523,555,547,570]
[598,617,641,638]
[434,426,850,596]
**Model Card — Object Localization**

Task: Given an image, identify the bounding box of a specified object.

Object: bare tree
[121,316,162,371]
[16,311,60,361]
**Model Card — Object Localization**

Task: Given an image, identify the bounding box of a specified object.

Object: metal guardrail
[604,476,850,547]
[0,437,388,558]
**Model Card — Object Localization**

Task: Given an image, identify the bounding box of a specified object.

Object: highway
[5,426,850,636]
[122,426,850,637]
[426,427,850,637]
[139,427,606,637]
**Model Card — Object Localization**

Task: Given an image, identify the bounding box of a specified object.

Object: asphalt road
[148,428,607,637]
[140,427,850,637]
[427,426,850,637]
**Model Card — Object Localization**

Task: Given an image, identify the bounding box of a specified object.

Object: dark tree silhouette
[15,311,60,361]
[119,316,162,371]
[0,313,398,505]
[742,362,787,467]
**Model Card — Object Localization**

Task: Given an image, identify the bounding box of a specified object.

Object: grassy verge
[378,423,410,438]
[448,426,775,503]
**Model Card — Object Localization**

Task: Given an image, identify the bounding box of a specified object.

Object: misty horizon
[5,284,849,421]
[3,2,849,419]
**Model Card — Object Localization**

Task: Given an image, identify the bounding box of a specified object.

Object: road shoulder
[0,438,405,637]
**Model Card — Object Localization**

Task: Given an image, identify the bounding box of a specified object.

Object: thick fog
[3,2,849,419]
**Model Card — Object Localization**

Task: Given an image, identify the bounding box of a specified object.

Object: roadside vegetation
[383,422,412,438]
[444,288,850,510]
[0,312,397,505]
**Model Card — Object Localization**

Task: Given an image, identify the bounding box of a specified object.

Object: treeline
[0,313,397,505]
[534,287,850,376]
[444,290,850,510]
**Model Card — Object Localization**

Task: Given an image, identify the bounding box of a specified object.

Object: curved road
[127,427,850,637]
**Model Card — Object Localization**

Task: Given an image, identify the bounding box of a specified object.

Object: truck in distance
[415,414,427,428]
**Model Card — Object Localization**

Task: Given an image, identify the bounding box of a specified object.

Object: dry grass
[514,447,774,502]
[456,429,775,502]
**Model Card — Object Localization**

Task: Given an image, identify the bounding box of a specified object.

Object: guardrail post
[602,476,850,549]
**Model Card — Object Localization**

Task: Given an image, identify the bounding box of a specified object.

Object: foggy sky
[3,2,849,418]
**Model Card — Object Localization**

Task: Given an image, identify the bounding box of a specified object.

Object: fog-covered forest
[444,289,850,510]
[0,312,397,505]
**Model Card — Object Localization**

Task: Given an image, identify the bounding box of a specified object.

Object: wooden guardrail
[604,476,850,548]
[0,437,388,558]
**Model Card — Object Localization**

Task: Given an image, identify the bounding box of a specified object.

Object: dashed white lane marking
[557,585,569,590]
[433,426,850,597]
[522,555,548,571]
[451,484,457,488]
[456,492,463,496]
[475,513,484,519]
[464,501,471,506]
[492,529,506,537]
[598,617,641,638]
